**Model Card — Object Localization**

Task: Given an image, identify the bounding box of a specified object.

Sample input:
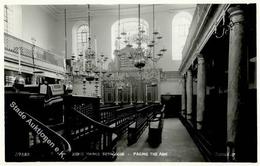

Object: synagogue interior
[4,3,257,162]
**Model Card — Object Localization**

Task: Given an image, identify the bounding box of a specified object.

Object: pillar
[186,70,193,120]
[196,54,206,130]
[226,6,247,161]
[181,76,186,118]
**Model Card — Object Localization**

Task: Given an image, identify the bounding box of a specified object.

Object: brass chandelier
[72,5,108,83]
[114,4,167,70]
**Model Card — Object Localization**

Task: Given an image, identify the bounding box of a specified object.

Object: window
[111,18,149,60]
[77,24,89,56]
[172,12,192,60]
[3,5,22,37]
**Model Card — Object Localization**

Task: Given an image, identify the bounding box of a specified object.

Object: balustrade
[4,33,64,67]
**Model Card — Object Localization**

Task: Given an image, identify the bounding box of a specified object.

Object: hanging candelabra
[148,4,167,62]
[67,4,110,97]
[116,4,167,70]
[70,4,101,85]
[148,4,163,87]
[84,4,97,82]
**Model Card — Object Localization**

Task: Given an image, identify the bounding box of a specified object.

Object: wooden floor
[116,118,205,162]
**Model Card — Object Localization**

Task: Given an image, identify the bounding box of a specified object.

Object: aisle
[116,118,205,162]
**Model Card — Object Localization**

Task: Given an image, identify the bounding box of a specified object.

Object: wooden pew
[127,105,156,145]
[112,105,137,136]
[147,105,165,147]
[100,105,121,124]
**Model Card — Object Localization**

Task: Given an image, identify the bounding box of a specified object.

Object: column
[227,6,247,161]
[196,54,206,130]
[186,70,193,121]
[181,76,186,118]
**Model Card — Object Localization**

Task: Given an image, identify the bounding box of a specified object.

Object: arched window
[172,12,192,60]
[111,18,149,60]
[76,24,89,56]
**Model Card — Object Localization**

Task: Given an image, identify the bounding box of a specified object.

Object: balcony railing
[4,33,64,67]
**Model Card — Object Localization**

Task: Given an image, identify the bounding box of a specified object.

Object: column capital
[197,54,205,64]
[227,5,245,24]
[227,5,244,15]
[187,69,192,76]
[196,53,204,58]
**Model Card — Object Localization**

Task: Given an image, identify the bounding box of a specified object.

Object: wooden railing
[5,92,71,161]
[21,111,71,161]
[63,95,118,161]
[4,33,64,67]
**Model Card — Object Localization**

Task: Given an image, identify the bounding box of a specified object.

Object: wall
[21,6,64,56]
[160,79,182,95]
[65,8,194,72]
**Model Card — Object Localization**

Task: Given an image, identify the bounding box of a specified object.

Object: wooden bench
[100,105,121,124]
[147,105,165,147]
[127,105,153,145]
[101,104,148,141]
[112,105,137,136]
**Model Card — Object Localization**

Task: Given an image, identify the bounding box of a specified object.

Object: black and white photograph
[2,0,258,164]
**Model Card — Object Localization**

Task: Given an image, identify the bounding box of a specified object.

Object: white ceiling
[41,4,196,20]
